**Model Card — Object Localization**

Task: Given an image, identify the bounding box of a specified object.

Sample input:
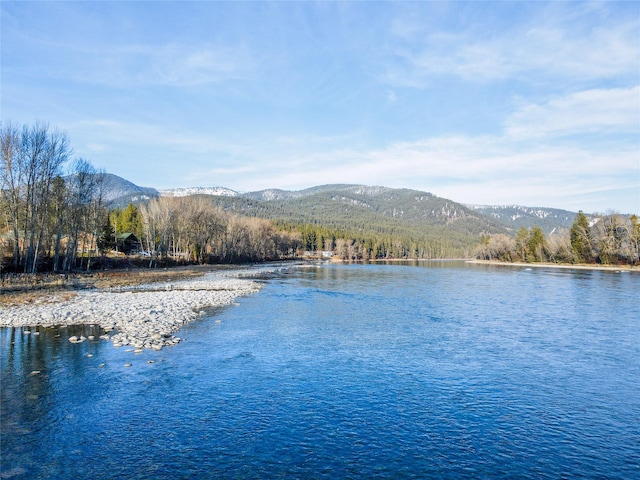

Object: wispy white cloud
[19,41,255,88]
[72,119,245,153]
[385,13,639,86]
[506,86,640,139]
[61,107,638,213]
[143,43,255,87]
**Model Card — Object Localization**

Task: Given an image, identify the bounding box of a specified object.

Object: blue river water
[1,261,639,479]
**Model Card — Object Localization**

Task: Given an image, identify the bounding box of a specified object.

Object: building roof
[116,232,139,241]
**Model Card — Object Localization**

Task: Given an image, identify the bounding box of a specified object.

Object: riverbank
[467,259,640,272]
[0,266,264,351]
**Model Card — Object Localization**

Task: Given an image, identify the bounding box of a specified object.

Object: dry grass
[0,266,213,307]
[1,291,79,307]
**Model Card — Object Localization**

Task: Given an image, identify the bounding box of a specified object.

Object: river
[1,261,639,479]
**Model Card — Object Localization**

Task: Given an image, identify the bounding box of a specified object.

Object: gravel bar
[0,274,262,351]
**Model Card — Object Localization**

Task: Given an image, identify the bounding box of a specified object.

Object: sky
[2,1,639,214]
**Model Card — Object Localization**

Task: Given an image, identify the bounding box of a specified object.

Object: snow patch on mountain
[159,187,239,198]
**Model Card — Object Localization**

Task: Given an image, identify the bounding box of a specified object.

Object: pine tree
[97,218,116,253]
[526,226,545,262]
[570,211,591,263]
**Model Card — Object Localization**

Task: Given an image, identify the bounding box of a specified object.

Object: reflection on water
[1,262,639,479]
[2,326,105,432]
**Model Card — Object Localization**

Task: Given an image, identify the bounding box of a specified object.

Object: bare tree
[86,170,107,270]
[592,213,625,265]
[63,159,96,271]
[140,196,179,267]
[546,229,574,264]
[475,233,516,261]
[1,122,71,272]
[224,216,250,262]
[51,175,67,272]
[0,122,23,270]
[624,215,640,265]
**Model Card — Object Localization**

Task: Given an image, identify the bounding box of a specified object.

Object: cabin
[116,233,141,254]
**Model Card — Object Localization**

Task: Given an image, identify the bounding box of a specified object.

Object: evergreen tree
[570,211,591,263]
[526,226,545,262]
[119,203,142,236]
[97,218,116,253]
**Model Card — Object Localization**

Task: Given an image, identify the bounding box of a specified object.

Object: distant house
[116,233,141,254]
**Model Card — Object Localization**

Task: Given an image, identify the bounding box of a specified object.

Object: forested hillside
[468,205,587,235]
[204,185,509,259]
[95,173,159,207]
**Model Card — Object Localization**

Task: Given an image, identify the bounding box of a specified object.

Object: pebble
[1,274,262,351]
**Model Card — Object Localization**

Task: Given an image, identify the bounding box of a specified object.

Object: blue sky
[2,1,639,213]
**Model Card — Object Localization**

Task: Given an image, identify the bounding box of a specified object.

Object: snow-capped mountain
[467,204,581,234]
[159,187,239,198]
[98,173,159,205]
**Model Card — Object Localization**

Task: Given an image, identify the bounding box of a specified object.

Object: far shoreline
[466,259,640,272]
[331,257,640,272]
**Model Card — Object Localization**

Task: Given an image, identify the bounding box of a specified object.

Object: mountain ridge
[103,174,585,234]
[99,173,159,204]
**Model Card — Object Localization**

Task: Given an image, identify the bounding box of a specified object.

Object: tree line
[274,221,475,260]
[113,197,300,266]
[0,122,477,272]
[107,202,470,266]
[4,121,637,273]
[475,211,640,266]
[0,122,106,273]
[0,122,302,273]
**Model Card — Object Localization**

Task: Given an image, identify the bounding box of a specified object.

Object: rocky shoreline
[0,271,263,351]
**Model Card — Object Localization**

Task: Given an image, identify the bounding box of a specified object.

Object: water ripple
[2,262,639,479]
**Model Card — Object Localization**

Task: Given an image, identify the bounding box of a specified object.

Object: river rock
[0,272,262,351]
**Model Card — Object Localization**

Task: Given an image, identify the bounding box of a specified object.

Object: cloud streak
[385,11,639,86]
[506,86,640,139]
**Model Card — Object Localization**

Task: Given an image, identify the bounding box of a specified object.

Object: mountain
[468,205,580,234]
[209,184,510,242]
[243,184,376,201]
[99,173,159,207]
[98,175,238,207]
[99,174,582,237]
[159,186,238,198]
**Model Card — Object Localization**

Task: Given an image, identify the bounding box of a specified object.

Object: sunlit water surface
[2,262,639,479]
